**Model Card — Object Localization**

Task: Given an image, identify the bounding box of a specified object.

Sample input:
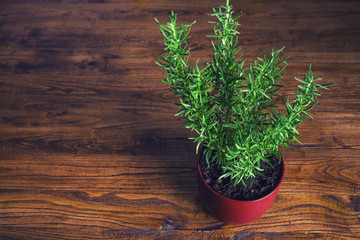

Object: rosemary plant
[155,1,333,186]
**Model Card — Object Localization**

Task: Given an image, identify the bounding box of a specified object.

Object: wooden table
[0,0,359,239]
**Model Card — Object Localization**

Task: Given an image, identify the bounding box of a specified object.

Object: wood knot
[160,219,181,231]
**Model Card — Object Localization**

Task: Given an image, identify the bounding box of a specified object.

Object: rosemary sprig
[156,1,333,186]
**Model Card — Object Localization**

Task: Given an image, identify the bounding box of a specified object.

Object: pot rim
[197,153,285,203]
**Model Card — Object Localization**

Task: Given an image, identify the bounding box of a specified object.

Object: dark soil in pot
[199,151,283,201]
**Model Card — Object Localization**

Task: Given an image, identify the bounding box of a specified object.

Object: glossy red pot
[197,154,284,225]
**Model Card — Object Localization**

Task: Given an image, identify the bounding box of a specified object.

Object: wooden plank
[0,190,358,239]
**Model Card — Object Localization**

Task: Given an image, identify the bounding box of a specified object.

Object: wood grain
[0,0,359,239]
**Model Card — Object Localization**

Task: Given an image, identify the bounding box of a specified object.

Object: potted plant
[155,0,333,225]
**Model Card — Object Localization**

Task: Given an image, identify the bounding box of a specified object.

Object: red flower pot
[197,154,284,225]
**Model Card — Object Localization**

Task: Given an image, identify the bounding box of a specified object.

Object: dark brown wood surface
[0,0,359,239]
